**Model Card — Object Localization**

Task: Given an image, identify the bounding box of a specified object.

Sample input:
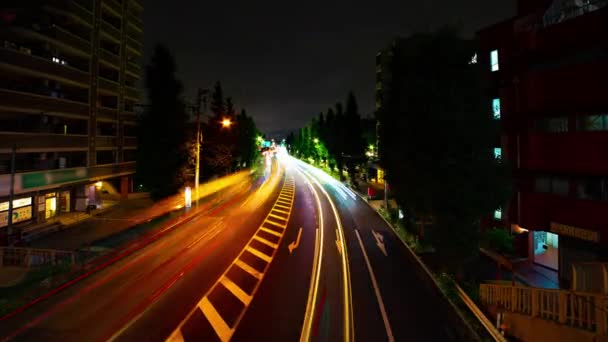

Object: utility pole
[7,144,16,246]
[194,88,209,206]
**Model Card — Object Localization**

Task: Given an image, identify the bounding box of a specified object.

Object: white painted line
[235,259,262,279]
[354,229,394,342]
[260,227,282,237]
[254,234,278,249]
[165,329,185,342]
[265,219,286,229]
[274,203,290,209]
[246,246,272,262]
[221,276,252,305]
[200,297,232,342]
[268,213,288,221]
[272,208,290,215]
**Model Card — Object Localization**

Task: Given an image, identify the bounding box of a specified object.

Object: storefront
[0,197,33,228]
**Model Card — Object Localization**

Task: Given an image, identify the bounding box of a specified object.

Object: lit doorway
[45,194,57,219]
[533,231,559,270]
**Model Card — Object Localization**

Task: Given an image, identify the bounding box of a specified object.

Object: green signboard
[22,168,89,189]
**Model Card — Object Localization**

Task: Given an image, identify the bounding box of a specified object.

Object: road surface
[0,156,470,341]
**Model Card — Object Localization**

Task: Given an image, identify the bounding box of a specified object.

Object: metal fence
[0,247,76,268]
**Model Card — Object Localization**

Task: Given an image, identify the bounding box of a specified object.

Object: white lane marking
[200,297,232,342]
[260,227,282,237]
[354,229,395,342]
[265,219,286,229]
[372,229,388,256]
[220,276,252,305]
[246,246,272,262]
[254,234,278,249]
[235,259,263,279]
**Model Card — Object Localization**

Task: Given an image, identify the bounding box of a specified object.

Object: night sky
[143,1,515,135]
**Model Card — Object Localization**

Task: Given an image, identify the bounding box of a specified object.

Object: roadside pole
[7,144,16,246]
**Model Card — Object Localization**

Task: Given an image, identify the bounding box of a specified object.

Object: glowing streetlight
[313,138,319,144]
[221,118,232,128]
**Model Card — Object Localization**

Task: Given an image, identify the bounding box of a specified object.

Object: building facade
[0,0,143,243]
[478,0,608,285]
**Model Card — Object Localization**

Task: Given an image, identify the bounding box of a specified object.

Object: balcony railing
[99,48,120,68]
[0,88,89,117]
[0,47,89,86]
[102,0,121,15]
[101,20,121,42]
[98,77,119,93]
[98,107,118,120]
[127,36,143,54]
[126,61,141,77]
[124,86,140,100]
[46,0,94,25]
[96,136,117,148]
[480,283,608,335]
[127,11,143,31]
[0,132,88,150]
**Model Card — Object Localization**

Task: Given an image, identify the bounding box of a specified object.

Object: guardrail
[572,262,608,294]
[480,283,608,335]
[0,247,76,268]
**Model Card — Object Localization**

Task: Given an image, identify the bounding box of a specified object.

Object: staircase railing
[480,283,608,335]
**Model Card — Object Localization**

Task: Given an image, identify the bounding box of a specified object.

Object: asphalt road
[1,155,470,341]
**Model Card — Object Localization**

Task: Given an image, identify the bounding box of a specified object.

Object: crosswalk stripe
[246,246,272,262]
[265,219,286,229]
[221,276,252,305]
[254,235,278,249]
[268,213,288,221]
[235,259,262,279]
[199,297,231,342]
[260,227,282,237]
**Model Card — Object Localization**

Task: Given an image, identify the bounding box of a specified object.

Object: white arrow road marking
[372,229,388,256]
[288,227,303,254]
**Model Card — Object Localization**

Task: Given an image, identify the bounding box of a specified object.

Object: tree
[210,81,225,118]
[235,109,259,168]
[377,29,511,274]
[343,92,365,181]
[137,45,189,200]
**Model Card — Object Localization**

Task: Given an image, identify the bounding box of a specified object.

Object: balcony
[0,132,88,150]
[98,77,119,93]
[124,86,140,100]
[99,48,120,68]
[129,0,143,10]
[519,61,608,114]
[0,89,89,117]
[46,0,94,25]
[98,107,118,120]
[523,132,608,174]
[127,37,143,55]
[101,20,121,43]
[127,11,143,32]
[121,110,137,120]
[102,0,122,16]
[0,47,89,86]
[96,136,117,148]
[123,136,137,147]
[126,61,141,78]
[519,191,608,240]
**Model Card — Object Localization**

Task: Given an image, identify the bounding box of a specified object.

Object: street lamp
[221,118,232,128]
[313,138,319,144]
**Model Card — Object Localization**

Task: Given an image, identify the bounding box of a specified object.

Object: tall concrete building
[478,0,608,285]
[0,0,143,242]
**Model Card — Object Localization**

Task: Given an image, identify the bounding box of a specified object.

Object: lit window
[492,98,501,119]
[494,208,502,220]
[577,114,608,131]
[494,147,502,160]
[490,50,499,72]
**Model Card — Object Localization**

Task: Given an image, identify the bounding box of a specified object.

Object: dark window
[123,149,136,162]
[577,178,608,201]
[535,176,569,196]
[96,150,115,165]
[124,124,137,137]
[97,121,116,136]
[535,117,568,133]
